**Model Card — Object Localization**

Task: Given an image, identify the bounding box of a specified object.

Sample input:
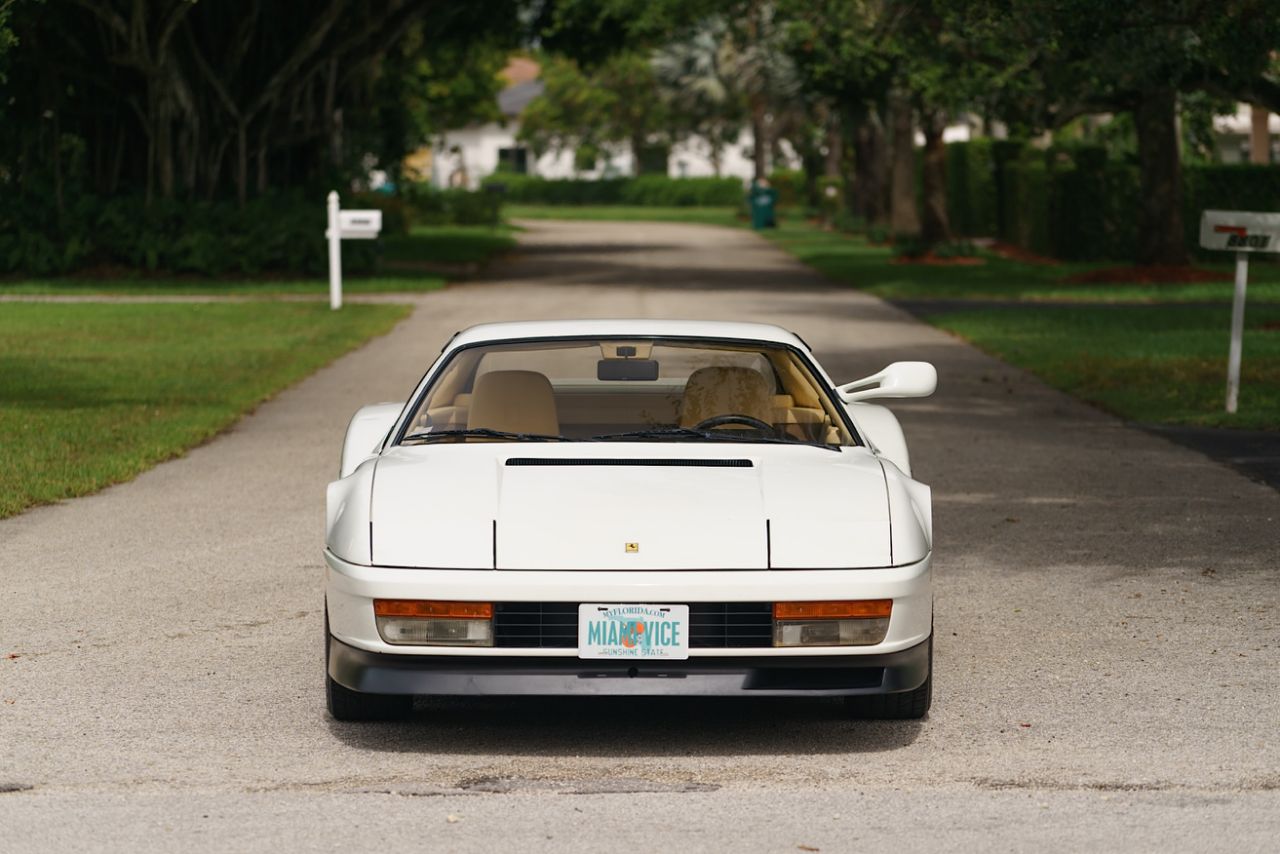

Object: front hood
[369,444,892,569]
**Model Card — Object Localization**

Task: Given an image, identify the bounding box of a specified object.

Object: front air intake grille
[504,458,753,467]
[492,602,773,649]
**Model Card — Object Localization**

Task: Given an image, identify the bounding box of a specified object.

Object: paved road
[3,221,1278,852]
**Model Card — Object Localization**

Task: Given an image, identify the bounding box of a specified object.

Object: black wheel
[325,607,413,721]
[844,638,932,720]
[326,672,413,721]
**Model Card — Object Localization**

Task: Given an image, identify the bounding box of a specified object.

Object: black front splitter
[328,636,931,697]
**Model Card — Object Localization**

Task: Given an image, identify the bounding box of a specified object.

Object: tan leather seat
[679,366,775,428]
[467,370,559,435]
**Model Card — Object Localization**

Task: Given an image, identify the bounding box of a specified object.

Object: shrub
[933,240,978,258]
[816,177,843,221]
[0,191,376,277]
[619,175,743,206]
[866,223,891,244]
[946,140,1000,237]
[767,169,805,208]
[479,174,743,206]
[1002,159,1052,255]
[948,136,1280,263]
[349,192,411,236]
[1184,165,1280,259]
[402,184,502,226]
[893,237,930,259]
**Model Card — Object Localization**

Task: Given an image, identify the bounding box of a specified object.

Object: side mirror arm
[835,361,937,403]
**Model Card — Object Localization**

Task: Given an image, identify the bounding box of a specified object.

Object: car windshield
[398,337,857,448]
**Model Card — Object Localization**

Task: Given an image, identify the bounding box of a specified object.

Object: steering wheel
[693,413,778,437]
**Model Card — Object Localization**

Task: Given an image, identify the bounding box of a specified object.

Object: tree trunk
[257,120,270,194]
[750,95,768,180]
[1134,88,1187,265]
[155,90,175,200]
[52,110,64,219]
[236,122,248,207]
[850,109,887,227]
[108,124,126,195]
[824,119,842,179]
[207,137,228,200]
[631,133,646,176]
[888,88,920,239]
[920,111,950,245]
[330,107,344,169]
[801,152,822,209]
[1250,105,1271,164]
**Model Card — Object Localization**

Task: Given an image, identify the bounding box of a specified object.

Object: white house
[426,58,1276,189]
[429,58,797,188]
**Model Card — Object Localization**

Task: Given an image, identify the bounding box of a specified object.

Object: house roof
[498,79,545,118]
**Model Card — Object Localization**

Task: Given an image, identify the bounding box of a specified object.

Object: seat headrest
[679,366,775,427]
[467,370,559,436]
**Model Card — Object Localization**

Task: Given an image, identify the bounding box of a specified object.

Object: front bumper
[328,635,931,697]
[325,550,933,660]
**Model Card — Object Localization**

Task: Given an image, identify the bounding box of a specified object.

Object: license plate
[577,604,690,660]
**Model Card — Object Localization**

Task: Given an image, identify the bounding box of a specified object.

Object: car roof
[447,319,810,352]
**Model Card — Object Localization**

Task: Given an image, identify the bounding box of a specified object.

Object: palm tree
[651,19,745,176]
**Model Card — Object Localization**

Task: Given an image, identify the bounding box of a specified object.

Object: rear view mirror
[836,361,937,403]
[598,359,659,381]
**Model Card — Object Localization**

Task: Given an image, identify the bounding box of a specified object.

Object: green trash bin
[748,180,778,229]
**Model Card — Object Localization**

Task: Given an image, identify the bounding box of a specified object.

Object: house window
[497,147,529,174]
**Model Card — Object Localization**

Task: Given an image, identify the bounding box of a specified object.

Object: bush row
[945,141,1280,262]
[401,184,503,226]
[0,187,500,277]
[481,174,745,206]
[0,192,362,276]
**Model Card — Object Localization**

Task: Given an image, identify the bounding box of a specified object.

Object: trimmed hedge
[0,185,506,276]
[946,138,1280,262]
[402,184,502,226]
[945,140,998,238]
[481,174,744,206]
[0,192,377,277]
[1184,165,1280,258]
[767,169,806,208]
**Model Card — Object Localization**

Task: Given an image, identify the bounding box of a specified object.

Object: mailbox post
[325,191,383,310]
[1199,211,1280,413]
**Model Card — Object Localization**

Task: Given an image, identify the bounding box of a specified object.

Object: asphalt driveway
[2,220,1277,851]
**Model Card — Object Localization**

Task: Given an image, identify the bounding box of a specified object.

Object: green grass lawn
[0,226,515,296]
[929,304,1280,430]
[761,220,1280,429]
[765,221,1280,304]
[505,204,747,228]
[0,302,410,518]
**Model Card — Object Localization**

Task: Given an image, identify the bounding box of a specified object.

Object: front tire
[326,672,413,721]
[325,607,413,721]
[844,638,932,720]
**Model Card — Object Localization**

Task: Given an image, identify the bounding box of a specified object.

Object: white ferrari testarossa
[324,320,937,720]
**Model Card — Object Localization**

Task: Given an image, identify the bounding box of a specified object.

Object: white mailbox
[1198,209,1280,414]
[337,209,382,240]
[1199,210,1280,253]
[325,192,384,310]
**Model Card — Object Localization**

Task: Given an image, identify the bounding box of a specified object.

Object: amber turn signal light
[373,599,493,619]
[773,600,892,620]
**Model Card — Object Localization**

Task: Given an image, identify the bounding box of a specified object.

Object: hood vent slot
[505,458,752,468]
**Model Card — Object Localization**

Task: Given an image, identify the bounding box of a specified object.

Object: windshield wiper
[401,428,581,444]
[590,427,840,451]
